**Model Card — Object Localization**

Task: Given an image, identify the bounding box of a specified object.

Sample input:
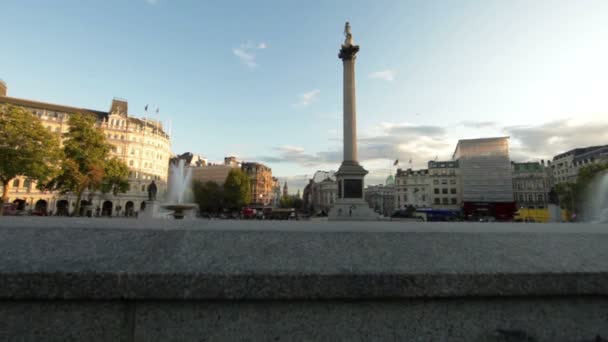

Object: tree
[279,195,303,210]
[0,105,61,215]
[45,113,123,216]
[223,169,251,209]
[279,196,293,209]
[193,180,223,214]
[100,158,130,196]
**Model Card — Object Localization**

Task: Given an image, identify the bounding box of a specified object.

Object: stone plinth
[140,200,160,219]
[1,218,608,340]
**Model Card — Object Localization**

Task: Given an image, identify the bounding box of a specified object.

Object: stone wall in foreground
[1,220,607,341]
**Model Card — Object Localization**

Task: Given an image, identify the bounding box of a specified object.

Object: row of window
[434,198,458,205]
[517,194,545,202]
[434,188,458,195]
[514,180,546,190]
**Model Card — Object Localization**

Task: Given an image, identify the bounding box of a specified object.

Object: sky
[2,0,608,192]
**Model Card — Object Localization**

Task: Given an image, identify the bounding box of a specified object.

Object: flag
[145,104,148,111]
[393,159,399,166]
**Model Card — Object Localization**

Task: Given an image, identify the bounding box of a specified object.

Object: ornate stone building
[512,161,553,209]
[0,83,171,216]
[394,168,431,210]
[302,171,338,215]
[364,176,395,216]
[428,160,462,210]
[552,145,608,185]
[241,162,274,206]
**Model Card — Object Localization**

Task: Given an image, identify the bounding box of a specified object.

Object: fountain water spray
[167,159,192,204]
[161,159,196,219]
[586,171,608,223]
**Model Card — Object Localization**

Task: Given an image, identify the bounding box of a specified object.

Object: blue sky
[2,0,608,191]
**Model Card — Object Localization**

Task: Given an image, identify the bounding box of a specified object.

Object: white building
[0,83,172,216]
[428,160,462,209]
[552,145,608,185]
[394,168,431,210]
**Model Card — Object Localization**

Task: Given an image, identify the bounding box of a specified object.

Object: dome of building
[385,175,395,186]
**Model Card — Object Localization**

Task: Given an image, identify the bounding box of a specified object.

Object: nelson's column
[329,22,377,221]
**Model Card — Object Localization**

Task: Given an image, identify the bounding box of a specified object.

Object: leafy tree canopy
[46,113,128,215]
[223,168,251,209]
[0,105,61,214]
[193,180,223,213]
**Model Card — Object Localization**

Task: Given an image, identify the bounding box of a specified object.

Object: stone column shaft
[343,58,357,163]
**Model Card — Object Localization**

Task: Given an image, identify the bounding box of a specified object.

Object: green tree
[280,195,303,210]
[223,169,251,209]
[0,105,61,215]
[279,196,293,209]
[100,158,130,196]
[193,180,223,213]
[45,113,119,216]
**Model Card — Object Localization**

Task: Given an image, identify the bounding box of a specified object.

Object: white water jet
[167,159,193,205]
[586,171,608,223]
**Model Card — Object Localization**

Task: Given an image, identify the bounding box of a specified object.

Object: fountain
[586,170,608,223]
[161,158,197,219]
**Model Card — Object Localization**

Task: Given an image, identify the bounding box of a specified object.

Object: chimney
[541,159,545,166]
[0,79,6,96]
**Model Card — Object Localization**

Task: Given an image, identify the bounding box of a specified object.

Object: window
[442,188,448,194]
[433,180,439,185]
[434,198,440,205]
[434,188,439,194]
[129,160,134,166]
[451,198,457,205]
[441,179,447,185]
[442,198,449,205]
[141,185,146,192]
[12,179,20,188]
[403,195,407,202]
[537,194,544,202]
[450,188,457,194]
[528,194,534,202]
[450,179,456,185]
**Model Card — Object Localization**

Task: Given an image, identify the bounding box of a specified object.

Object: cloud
[460,121,497,129]
[233,41,267,68]
[261,117,608,175]
[504,118,608,161]
[369,70,396,82]
[294,89,320,107]
[232,48,256,68]
[257,123,454,170]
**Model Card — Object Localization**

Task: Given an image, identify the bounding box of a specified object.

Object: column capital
[339,44,360,60]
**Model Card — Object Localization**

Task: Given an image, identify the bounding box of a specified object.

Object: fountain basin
[160,204,197,219]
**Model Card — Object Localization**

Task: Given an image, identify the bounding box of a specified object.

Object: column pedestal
[328,26,377,221]
[141,200,160,219]
[328,162,377,221]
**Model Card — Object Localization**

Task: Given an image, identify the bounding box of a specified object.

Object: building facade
[394,168,431,210]
[452,137,515,220]
[0,83,171,216]
[302,171,338,214]
[428,160,462,209]
[552,145,608,185]
[512,161,553,209]
[241,162,274,206]
[364,181,395,217]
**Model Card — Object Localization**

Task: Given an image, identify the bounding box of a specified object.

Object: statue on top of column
[343,22,353,45]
